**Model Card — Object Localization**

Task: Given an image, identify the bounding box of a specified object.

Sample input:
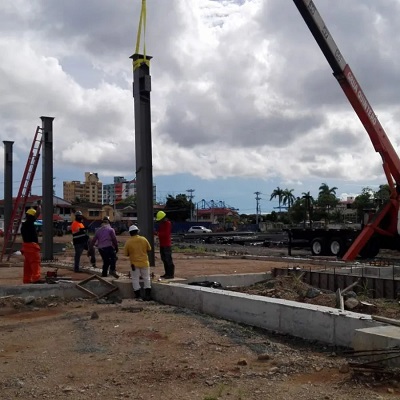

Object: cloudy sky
[1,0,400,214]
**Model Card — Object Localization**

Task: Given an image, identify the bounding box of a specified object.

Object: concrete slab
[0,278,120,299]
[353,325,400,366]
[151,281,383,348]
[112,278,134,298]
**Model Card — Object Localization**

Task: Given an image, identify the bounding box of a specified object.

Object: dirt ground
[1,234,400,399]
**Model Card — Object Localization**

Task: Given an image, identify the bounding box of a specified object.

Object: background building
[103,176,156,205]
[103,176,136,204]
[63,172,102,204]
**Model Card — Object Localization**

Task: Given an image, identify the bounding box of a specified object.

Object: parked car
[188,226,212,233]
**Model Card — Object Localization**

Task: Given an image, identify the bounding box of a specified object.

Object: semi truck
[287,1,400,260]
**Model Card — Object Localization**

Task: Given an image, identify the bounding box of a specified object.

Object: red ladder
[1,127,43,261]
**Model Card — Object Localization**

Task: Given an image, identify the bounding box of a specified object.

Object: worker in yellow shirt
[123,225,152,301]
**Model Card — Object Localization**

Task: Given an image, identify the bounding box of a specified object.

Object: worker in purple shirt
[89,216,119,278]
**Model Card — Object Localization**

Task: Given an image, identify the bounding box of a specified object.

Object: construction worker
[124,224,152,301]
[71,210,89,273]
[89,216,119,278]
[21,201,44,284]
[155,211,175,279]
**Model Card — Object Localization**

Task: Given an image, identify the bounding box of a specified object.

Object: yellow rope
[133,0,150,71]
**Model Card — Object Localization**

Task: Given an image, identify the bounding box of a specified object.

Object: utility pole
[186,189,195,221]
[254,191,261,226]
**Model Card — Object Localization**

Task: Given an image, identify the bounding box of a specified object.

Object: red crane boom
[293,0,400,260]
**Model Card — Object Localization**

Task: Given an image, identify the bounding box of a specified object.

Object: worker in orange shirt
[71,211,89,273]
[21,201,44,284]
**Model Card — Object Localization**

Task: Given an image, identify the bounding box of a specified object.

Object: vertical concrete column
[3,141,14,242]
[41,116,54,260]
[130,54,155,266]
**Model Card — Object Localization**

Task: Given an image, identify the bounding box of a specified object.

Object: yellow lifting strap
[133,0,150,71]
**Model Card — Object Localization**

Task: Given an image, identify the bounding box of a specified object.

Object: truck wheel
[311,238,325,256]
[329,237,343,257]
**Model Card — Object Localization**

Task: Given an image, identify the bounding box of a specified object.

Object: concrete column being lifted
[3,141,14,241]
[130,53,155,266]
[41,116,54,261]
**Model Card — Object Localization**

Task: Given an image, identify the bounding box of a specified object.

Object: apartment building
[63,172,102,204]
[103,176,136,204]
[103,176,156,205]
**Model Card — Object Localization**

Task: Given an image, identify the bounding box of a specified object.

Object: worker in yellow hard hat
[154,210,175,279]
[21,201,44,284]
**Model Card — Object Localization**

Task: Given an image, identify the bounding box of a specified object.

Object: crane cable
[133,0,149,71]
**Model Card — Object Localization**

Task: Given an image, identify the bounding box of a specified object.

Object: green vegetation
[172,244,207,253]
[266,182,390,226]
[160,182,390,228]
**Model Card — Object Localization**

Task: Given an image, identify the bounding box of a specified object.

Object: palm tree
[282,189,296,210]
[318,183,338,224]
[270,187,285,212]
[301,191,314,227]
[318,183,338,198]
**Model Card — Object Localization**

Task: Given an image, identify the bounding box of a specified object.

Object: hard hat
[26,208,36,216]
[75,211,83,216]
[129,224,139,232]
[156,211,166,221]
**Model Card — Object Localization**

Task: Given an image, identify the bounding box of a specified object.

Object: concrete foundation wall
[152,283,382,348]
[353,326,400,367]
[0,281,118,299]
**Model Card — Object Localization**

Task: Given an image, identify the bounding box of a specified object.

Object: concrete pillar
[3,141,14,243]
[130,54,155,266]
[41,116,54,260]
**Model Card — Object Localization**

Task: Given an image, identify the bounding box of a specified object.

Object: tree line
[269,183,391,225]
[92,183,391,226]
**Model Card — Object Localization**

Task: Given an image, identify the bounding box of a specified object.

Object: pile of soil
[232,274,400,320]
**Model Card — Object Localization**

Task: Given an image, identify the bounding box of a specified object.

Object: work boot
[134,289,143,301]
[144,288,152,301]
[110,270,119,279]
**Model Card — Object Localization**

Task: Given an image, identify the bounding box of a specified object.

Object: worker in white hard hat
[124,224,152,301]
[154,210,175,279]
[21,200,44,283]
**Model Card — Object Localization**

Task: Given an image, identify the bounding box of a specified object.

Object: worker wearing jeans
[155,211,175,279]
[89,217,119,278]
[71,211,89,273]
